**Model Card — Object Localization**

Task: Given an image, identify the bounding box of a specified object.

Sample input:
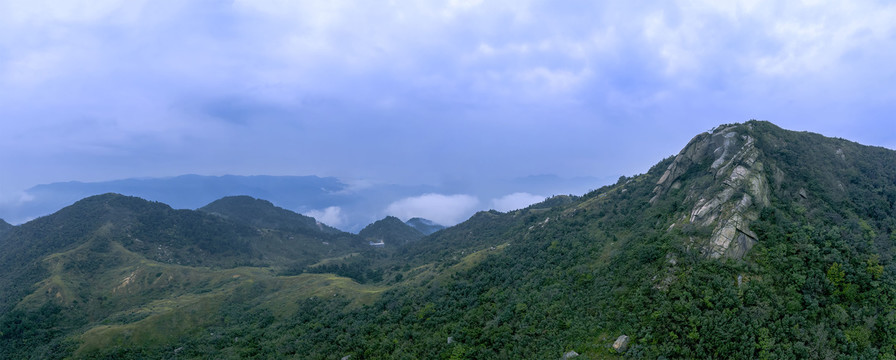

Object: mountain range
[1,173,606,232]
[1,120,895,359]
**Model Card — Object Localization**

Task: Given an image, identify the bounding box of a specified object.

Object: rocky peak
[653,123,771,259]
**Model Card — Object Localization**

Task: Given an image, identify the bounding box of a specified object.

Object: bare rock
[651,123,769,259]
[613,335,630,353]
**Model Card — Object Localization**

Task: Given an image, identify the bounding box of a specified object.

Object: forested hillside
[405,217,446,235]
[358,216,424,245]
[1,121,895,359]
[0,219,11,239]
[199,195,343,235]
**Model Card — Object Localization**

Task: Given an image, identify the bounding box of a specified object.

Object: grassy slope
[2,233,387,358]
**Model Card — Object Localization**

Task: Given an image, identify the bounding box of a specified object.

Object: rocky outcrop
[613,335,630,353]
[653,124,771,259]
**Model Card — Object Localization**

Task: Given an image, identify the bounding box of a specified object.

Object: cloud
[303,206,345,228]
[1,0,895,203]
[0,190,34,207]
[491,192,545,212]
[385,193,479,226]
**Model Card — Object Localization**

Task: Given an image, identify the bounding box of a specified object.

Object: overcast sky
[2,0,895,222]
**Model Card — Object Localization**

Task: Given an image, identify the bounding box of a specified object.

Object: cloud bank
[1,0,895,201]
[491,192,546,212]
[304,206,345,228]
[385,194,480,226]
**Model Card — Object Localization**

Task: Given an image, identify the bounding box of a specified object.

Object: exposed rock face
[613,335,630,353]
[653,124,771,259]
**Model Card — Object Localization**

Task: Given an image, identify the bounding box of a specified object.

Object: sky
[1,0,896,225]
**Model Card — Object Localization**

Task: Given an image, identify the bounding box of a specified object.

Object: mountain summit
[649,121,895,261]
[358,216,424,245]
[199,195,341,235]
[651,123,770,258]
[405,217,446,235]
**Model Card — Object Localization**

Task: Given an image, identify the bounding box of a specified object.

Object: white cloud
[0,0,125,25]
[443,0,485,18]
[0,191,35,207]
[385,193,479,226]
[752,2,896,78]
[491,192,545,212]
[303,206,345,228]
[518,66,592,94]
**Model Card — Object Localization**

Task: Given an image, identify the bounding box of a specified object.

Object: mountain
[1,174,607,232]
[28,174,346,210]
[0,174,440,232]
[196,195,371,267]
[199,195,342,235]
[0,218,11,238]
[405,217,445,235]
[284,121,896,359]
[2,121,896,359]
[3,174,343,221]
[0,193,375,359]
[358,216,424,246]
[0,193,366,311]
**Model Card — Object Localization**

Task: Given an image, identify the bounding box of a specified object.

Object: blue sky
[1,0,895,225]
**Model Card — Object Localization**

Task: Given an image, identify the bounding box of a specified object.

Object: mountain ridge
[199,195,342,235]
[405,217,446,235]
[358,216,424,246]
[0,218,11,239]
[1,174,606,231]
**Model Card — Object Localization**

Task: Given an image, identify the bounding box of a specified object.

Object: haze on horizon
[2,1,895,226]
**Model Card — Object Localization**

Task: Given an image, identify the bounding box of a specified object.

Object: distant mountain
[199,195,341,235]
[404,217,445,235]
[1,174,606,232]
[359,216,424,245]
[0,193,366,312]
[1,174,349,225]
[27,174,346,210]
[0,174,445,232]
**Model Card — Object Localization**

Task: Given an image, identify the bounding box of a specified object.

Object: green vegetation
[359,216,424,245]
[0,218,11,238]
[1,121,895,359]
[199,195,342,235]
[406,217,446,235]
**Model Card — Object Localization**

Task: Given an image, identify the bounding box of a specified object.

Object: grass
[308,252,361,267]
[399,243,511,288]
[76,291,228,354]
[261,273,388,315]
[11,237,393,356]
[75,271,389,354]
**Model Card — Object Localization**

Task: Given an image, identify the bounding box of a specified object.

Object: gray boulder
[613,335,630,353]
